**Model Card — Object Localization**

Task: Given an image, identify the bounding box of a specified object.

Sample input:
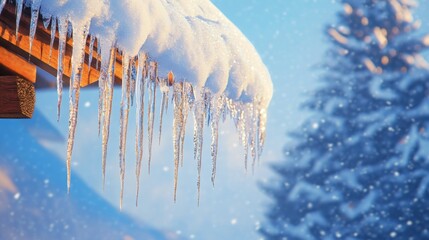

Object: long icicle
[49,17,57,62]
[135,52,147,206]
[179,82,187,167]
[56,17,68,121]
[101,42,117,189]
[94,41,104,137]
[172,83,184,202]
[29,0,41,57]
[66,22,90,193]
[119,55,131,210]
[193,89,206,205]
[210,95,221,186]
[15,0,23,42]
[147,62,157,174]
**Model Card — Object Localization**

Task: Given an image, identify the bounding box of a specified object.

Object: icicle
[147,61,157,174]
[158,75,171,145]
[209,95,222,186]
[96,43,101,70]
[42,15,51,29]
[100,42,117,189]
[29,0,41,57]
[158,79,166,145]
[179,82,192,167]
[55,17,68,122]
[172,83,184,202]
[130,65,136,107]
[49,17,57,62]
[15,0,23,42]
[66,22,90,193]
[95,40,105,138]
[0,0,6,16]
[157,72,176,146]
[167,79,193,203]
[221,98,229,122]
[67,24,72,38]
[193,88,206,205]
[248,104,258,172]
[236,107,249,171]
[88,35,95,71]
[119,55,131,209]
[135,52,147,206]
[257,107,267,161]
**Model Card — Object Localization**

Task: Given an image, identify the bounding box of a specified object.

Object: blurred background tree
[261,0,429,239]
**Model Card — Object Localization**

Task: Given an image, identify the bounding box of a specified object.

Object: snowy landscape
[1,0,429,240]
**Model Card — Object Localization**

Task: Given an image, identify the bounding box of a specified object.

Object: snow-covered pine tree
[261,0,429,239]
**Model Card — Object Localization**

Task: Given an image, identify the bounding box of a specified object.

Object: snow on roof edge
[38,0,273,107]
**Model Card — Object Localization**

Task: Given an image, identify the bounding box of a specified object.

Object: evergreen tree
[261,0,429,239]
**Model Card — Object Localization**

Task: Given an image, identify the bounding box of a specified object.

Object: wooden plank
[0,76,35,118]
[0,46,36,83]
[0,3,123,87]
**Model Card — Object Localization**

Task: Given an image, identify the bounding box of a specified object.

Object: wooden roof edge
[0,45,36,83]
[0,2,124,88]
[0,76,35,118]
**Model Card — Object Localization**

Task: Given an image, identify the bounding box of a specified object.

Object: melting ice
[8,0,272,206]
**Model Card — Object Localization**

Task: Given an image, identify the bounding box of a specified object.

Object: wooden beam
[0,2,123,87]
[0,46,36,83]
[0,76,35,118]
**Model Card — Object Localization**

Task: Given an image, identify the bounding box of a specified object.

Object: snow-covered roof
[4,0,273,206]
[38,0,273,106]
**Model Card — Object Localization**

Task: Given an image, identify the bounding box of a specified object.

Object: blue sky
[35,1,429,240]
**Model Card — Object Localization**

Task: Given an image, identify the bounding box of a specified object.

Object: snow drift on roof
[39,0,273,105]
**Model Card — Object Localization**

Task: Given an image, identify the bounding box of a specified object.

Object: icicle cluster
[9,1,269,207]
